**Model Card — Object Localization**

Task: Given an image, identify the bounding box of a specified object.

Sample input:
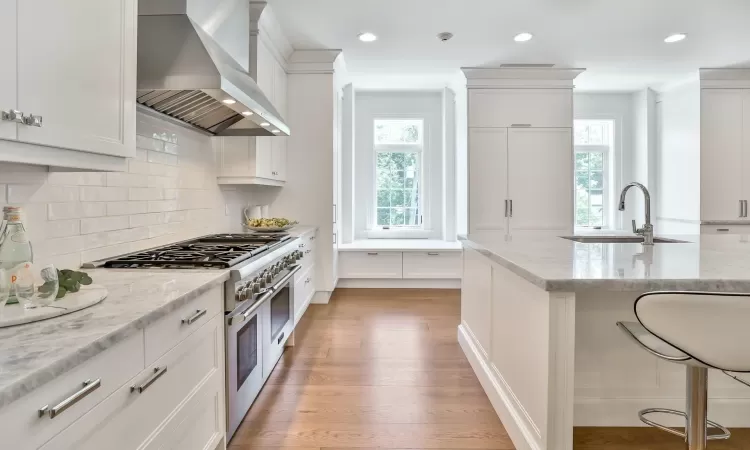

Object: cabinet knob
[23,114,43,127]
[1,110,24,123]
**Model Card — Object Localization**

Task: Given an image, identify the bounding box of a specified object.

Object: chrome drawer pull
[511,123,532,127]
[23,114,43,127]
[717,228,730,232]
[299,243,305,248]
[427,252,439,256]
[367,252,378,256]
[1,110,24,123]
[181,309,207,325]
[39,378,101,419]
[131,367,167,394]
[305,249,311,254]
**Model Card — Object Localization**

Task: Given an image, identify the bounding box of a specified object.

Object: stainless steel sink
[560,236,689,244]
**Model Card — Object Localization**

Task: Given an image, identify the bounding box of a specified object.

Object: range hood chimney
[136,0,289,137]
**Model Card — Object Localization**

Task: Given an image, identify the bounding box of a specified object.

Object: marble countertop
[0,268,229,409]
[460,232,750,292]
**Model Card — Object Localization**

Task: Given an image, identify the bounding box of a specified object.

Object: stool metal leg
[686,366,708,450]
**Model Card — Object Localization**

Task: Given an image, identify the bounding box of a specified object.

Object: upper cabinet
[469,89,572,128]
[0,0,136,170]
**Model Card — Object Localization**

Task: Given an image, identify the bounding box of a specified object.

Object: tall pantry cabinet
[699,69,750,229]
[464,68,584,235]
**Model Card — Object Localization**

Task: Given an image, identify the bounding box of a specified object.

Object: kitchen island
[459,232,750,450]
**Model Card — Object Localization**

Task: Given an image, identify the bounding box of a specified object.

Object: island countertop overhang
[459,232,750,292]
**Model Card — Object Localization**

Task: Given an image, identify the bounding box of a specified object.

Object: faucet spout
[618,182,653,245]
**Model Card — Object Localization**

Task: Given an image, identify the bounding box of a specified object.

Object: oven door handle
[240,290,275,321]
[270,265,301,291]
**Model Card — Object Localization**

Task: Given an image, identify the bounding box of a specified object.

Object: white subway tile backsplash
[147,151,179,166]
[80,186,128,202]
[48,202,107,220]
[5,112,235,269]
[47,172,106,186]
[130,212,163,228]
[45,220,81,238]
[148,200,178,213]
[136,135,165,152]
[106,201,148,216]
[129,187,163,201]
[80,216,129,234]
[106,172,149,188]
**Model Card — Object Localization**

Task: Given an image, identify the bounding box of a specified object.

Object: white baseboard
[458,324,542,450]
[575,397,750,427]
[311,291,331,304]
[336,278,461,289]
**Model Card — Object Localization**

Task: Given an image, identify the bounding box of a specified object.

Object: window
[374,119,424,229]
[574,120,614,228]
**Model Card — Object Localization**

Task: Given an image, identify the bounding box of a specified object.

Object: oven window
[270,285,291,340]
[237,314,258,389]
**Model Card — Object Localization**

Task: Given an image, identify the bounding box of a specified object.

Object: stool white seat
[616,291,750,450]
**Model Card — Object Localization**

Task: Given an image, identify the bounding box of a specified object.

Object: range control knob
[265,272,274,283]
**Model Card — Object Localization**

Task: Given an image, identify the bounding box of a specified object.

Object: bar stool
[616,291,750,450]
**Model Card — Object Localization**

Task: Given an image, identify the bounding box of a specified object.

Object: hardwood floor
[229,288,515,450]
[228,288,750,449]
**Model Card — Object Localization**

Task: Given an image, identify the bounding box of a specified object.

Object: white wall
[655,80,701,233]
[0,112,250,270]
[574,93,635,230]
[352,90,445,240]
[631,88,658,224]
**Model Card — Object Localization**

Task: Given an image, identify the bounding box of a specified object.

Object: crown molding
[287,50,343,74]
[461,67,586,88]
[700,68,750,88]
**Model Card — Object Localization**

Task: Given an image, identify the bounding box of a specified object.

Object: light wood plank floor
[229,288,750,450]
[229,288,514,450]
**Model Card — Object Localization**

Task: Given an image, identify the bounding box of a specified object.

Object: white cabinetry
[216,40,287,186]
[402,252,462,279]
[0,0,136,169]
[700,89,746,221]
[3,286,226,450]
[293,231,317,324]
[465,68,579,235]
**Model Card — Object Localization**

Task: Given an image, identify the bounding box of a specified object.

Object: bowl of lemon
[243,217,299,233]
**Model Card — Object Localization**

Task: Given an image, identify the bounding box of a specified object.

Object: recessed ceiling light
[664,33,687,43]
[514,32,533,42]
[271,129,280,134]
[358,32,377,42]
[260,122,270,127]
[241,111,253,116]
[222,99,236,105]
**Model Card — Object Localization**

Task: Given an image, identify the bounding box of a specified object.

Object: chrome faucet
[618,182,654,245]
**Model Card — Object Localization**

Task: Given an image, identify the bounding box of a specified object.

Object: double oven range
[92,233,305,440]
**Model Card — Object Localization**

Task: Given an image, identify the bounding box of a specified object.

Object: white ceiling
[269,0,750,91]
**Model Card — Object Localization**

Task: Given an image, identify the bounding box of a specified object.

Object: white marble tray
[0,285,107,328]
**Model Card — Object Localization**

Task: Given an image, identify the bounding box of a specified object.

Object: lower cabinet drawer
[701,225,750,235]
[144,285,223,365]
[40,314,223,450]
[141,370,223,450]
[338,251,403,279]
[402,251,462,279]
[294,265,315,324]
[0,331,144,450]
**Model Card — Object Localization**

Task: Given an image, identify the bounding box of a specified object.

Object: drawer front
[403,251,463,279]
[141,369,223,450]
[296,236,316,273]
[144,285,222,364]
[701,225,750,235]
[469,89,572,128]
[294,265,315,324]
[41,314,223,450]
[338,251,403,279]
[1,332,144,450]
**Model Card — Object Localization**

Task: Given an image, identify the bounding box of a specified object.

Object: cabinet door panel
[17,0,136,157]
[256,137,273,179]
[469,128,508,232]
[508,128,573,232]
[272,137,287,180]
[701,89,743,221]
[469,89,572,128]
[0,0,17,140]
[273,61,287,118]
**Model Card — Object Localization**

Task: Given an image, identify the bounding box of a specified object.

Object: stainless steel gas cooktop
[97,233,292,269]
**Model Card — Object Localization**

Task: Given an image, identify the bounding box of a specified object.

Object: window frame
[367,115,434,239]
[573,119,615,230]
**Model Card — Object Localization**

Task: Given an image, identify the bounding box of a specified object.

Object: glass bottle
[0,207,33,304]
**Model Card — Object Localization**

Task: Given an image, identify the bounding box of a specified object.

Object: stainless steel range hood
[137,3,289,137]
